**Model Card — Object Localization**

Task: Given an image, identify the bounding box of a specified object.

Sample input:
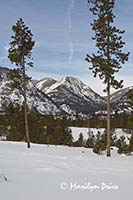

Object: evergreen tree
[64,128,73,146]
[5,102,25,141]
[74,133,84,147]
[78,133,84,147]
[86,0,129,156]
[86,130,94,148]
[45,125,73,146]
[8,18,35,148]
[116,135,127,154]
[93,131,102,154]
[110,129,117,146]
[93,131,108,154]
[129,134,133,152]
[28,109,46,144]
[126,134,133,154]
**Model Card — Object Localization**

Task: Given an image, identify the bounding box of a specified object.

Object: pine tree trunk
[106,5,111,157]
[24,92,30,148]
[22,58,30,148]
[106,80,111,157]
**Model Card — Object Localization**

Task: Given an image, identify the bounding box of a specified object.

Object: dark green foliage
[129,133,133,152]
[93,131,106,154]
[126,133,133,154]
[3,104,45,143]
[93,144,102,154]
[64,128,73,146]
[45,126,73,146]
[111,112,129,129]
[5,102,25,141]
[1,105,132,154]
[86,0,129,88]
[28,109,46,144]
[110,129,117,146]
[8,18,35,67]
[126,116,133,129]
[86,130,95,148]
[8,18,35,96]
[6,68,31,96]
[78,133,84,147]
[116,135,128,154]
[92,129,117,154]
[73,133,84,147]
[3,106,73,145]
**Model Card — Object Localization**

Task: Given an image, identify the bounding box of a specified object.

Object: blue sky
[0,0,132,95]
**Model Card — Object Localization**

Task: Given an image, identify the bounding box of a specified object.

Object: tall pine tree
[8,18,35,148]
[86,0,129,156]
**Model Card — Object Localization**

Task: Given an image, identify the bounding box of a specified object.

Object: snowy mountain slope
[44,76,105,103]
[36,76,106,115]
[0,66,132,115]
[36,77,56,92]
[110,86,133,102]
[0,69,62,115]
[26,83,62,115]
[0,141,133,200]
[110,86,133,113]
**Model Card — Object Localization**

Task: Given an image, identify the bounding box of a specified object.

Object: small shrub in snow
[116,136,128,154]
[73,133,84,147]
[93,131,106,155]
[86,130,94,148]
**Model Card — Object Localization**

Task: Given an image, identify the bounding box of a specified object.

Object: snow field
[0,141,133,200]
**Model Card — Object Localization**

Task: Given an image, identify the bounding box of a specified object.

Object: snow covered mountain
[36,76,106,115]
[0,67,132,116]
[110,86,133,113]
[36,77,57,91]
[0,67,61,115]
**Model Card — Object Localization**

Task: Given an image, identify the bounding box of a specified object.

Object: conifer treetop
[8,18,35,68]
[86,0,130,90]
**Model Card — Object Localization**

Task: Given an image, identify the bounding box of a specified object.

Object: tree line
[0,101,132,155]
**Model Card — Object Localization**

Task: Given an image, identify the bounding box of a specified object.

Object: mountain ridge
[0,67,132,116]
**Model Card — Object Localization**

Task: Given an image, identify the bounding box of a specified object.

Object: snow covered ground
[0,141,133,200]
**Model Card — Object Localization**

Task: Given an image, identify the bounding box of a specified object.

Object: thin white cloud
[68,42,74,64]
[65,0,75,64]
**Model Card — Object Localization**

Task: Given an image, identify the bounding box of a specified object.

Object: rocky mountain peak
[0,66,132,116]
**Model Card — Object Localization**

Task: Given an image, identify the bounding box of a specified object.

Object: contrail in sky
[66,0,74,64]
[68,42,74,64]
